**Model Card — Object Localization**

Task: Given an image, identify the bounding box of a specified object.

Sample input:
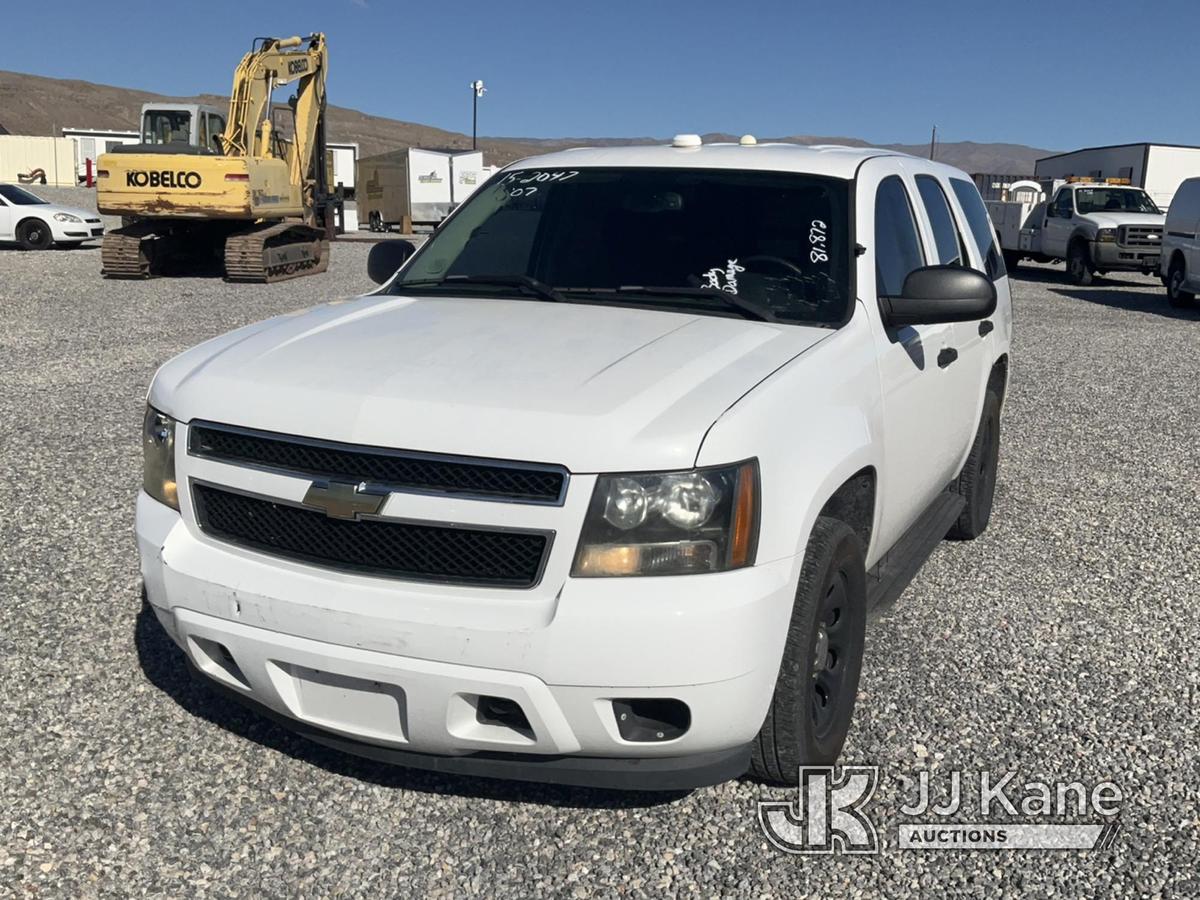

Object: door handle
[937,347,958,368]
[979,320,994,337]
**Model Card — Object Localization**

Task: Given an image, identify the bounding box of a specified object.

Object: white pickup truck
[137,139,1012,790]
[988,178,1165,284]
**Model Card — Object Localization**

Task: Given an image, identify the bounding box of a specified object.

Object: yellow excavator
[97,33,331,282]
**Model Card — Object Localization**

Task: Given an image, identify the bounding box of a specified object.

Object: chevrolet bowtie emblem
[302,480,387,520]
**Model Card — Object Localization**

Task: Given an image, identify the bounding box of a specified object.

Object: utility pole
[471,80,486,150]
[929,125,937,161]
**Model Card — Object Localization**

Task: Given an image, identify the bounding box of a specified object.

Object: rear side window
[950,178,1006,280]
[874,176,926,296]
[915,175,965,266]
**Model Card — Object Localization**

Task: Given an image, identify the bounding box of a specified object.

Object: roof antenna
[929,125,937,161]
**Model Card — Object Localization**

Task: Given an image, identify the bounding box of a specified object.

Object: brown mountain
[0,70,1054,173]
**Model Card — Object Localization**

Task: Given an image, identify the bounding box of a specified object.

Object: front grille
[85,217,101,223]
[193,484,551,588]
[189,422,567,505]
[1119,225,1162,248]
[91,228,104,236]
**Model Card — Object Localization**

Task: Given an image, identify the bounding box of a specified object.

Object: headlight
[572,460,759,577]
[53,212,82,223]
[142,405,178,510]
[1096,228,1117,243]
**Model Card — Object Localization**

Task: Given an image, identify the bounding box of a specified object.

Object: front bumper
[1091,240,1160,270]
[138,490,800,789]
[51,221,104,242]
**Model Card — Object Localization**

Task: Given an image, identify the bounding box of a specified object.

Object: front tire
[1167,259,1195,308]
[1067,241,1094,285]
[751,517,866,785]
[948,389,1001,540]
[16,219,53,250]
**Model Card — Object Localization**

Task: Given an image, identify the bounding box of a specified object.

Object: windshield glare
[0,185,47,205]
[392,167,851,324]
[1074,188,1159,215]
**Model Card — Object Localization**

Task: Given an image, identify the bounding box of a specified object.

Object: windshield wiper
[609,285,779,323]
[393,274,566,303]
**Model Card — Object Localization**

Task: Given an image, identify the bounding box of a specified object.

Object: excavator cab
[138,104,227,152]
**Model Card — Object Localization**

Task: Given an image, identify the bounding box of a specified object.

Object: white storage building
[0,135,78,187]
[1034,143,1200,210]
[62,128,142,182]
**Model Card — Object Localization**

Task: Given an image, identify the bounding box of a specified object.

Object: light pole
[471,80,486,150]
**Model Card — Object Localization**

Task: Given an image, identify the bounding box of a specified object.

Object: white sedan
[0,184,105,249]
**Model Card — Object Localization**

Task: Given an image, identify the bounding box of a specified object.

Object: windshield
[142,110,192,145]
[1074,188,1160,215]
[0,185,47,205]
[391,167,851,325]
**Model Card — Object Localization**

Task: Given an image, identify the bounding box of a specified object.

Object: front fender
[1070,227,1096,247]
[695,311,883,566]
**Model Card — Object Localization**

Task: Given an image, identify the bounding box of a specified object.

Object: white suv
[137,139,1012,790]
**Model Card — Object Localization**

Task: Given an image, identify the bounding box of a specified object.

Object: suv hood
[1082,211,1165,229]
[152,294,831,472]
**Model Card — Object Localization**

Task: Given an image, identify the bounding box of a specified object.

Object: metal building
[1034,143,1200,209]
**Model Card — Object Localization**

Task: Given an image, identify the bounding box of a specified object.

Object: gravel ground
[1,247,1198,898]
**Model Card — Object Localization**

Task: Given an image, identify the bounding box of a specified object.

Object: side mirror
[1045,205,1057,218]
[881,266,997,327]
[367,239,417,285]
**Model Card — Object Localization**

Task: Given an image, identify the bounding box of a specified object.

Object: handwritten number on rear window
[810,219,829,264]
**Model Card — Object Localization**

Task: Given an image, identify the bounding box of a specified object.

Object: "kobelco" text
[126,170,203,189]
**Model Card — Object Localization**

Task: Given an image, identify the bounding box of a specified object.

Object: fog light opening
[613,698,691,742]
[475,695,533,738]
[192,636,250,690]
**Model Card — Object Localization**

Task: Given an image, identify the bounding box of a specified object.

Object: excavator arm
[222,33,328,215]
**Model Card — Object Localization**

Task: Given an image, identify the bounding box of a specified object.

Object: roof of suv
[505,142,914,179]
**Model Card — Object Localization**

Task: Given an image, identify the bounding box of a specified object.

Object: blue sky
[7,0,1200,151]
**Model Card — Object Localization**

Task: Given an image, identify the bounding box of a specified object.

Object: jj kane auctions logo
[759,766,1122,854]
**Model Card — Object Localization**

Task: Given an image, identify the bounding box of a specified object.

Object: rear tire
[751,517,866,785]
[1002,249,1022,271]
[16,219,52,250]
[1067,241,1094,285]
[1167,259,1195,308]
[948,389,1001,540]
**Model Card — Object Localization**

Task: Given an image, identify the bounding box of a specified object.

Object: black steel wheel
[17,219,53,250]
[751,516,866,785]
[948,389,1001,540]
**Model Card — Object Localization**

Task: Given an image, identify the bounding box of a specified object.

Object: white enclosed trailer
[1034,143,1200,210]
[448,150,485,205]
[357,148,454,231]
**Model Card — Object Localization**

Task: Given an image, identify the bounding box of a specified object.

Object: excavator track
[100,222,158,279]
[224,221,330,283]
